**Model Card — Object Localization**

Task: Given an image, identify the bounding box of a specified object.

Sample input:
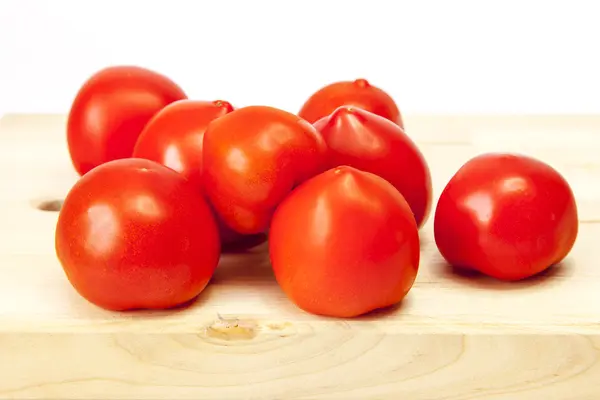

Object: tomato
[298,78,403,127]
[313,106,432,228]
[67,65,187,176]
[269,166,420,318]
[132,99,266,250]
[55,158,221,311]
[202,105,327,235]
[434,153,579,281]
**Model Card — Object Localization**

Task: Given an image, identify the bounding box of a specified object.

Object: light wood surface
[1,113,600,399]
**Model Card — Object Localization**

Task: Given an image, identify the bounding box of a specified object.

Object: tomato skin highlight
[132,99,266,250]
[313,106,432,228]
[269,166,420,318]
[67,65,187,176]
[299,78,403,127]
[55,158,221,311]
[434,153,579,281]
[202,105,327,235]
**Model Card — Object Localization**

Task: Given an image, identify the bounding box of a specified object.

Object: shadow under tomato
[100,292,204,317]
[438,259,574,291]
[304,298,410,322]
[353,298,411,321]
[210,241,274,284]
[221,233,268,254]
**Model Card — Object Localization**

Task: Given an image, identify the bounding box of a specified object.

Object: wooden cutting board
[1,114,599,399]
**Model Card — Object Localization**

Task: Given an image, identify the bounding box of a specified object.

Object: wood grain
[1,114,600,399]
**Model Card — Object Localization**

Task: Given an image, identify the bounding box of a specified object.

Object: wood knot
[205,315,258,341]
[202,315,295,342]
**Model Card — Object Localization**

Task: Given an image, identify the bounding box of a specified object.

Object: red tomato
[298,78,403,127]
[434,153,579,281]
[203,105,327,235]
[269,166,420,318]
[132,99,266,250]
[313,106,432,228]
[67,65,187,176]
[55,158,221,311]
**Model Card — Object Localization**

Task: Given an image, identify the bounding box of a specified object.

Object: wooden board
[2,113,600,399]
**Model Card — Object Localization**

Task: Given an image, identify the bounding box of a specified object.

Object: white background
[0,0,599,117]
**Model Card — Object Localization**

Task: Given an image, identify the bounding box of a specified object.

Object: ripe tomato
[269,166,420,318]
[298,78,403,127]
[434,153,579,281]
[132,99,266,250]
[55,158,221,311]
[313,106,432,228]
[203,105,327,235]
[67,65,187,176]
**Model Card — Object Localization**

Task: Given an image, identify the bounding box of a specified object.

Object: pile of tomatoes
[54,66,579,318]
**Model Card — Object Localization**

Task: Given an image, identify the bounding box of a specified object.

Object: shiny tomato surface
[203,105,327,235]
[55,158,221,311]
[67,65,187,176]
[434,153,579,281]
[299,78,403,127]
[313,106,432,228]
[269,166,420,318]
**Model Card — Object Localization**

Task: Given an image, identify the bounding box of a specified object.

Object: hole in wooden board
[34,199,64,212]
